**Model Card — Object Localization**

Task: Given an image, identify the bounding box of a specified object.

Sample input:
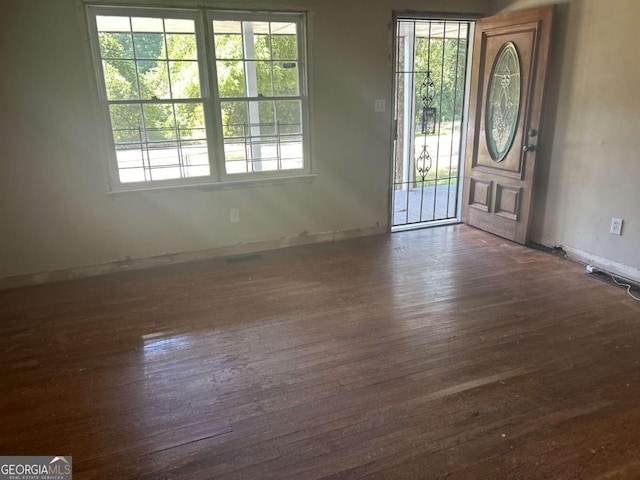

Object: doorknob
[523,144,538,153]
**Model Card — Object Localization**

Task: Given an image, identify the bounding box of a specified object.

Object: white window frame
[86,5,311,192]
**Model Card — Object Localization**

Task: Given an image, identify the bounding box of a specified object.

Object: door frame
[388,12,480,232]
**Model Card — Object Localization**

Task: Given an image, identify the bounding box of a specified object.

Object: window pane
[273,62,299,96]
[109,104,143,143]
[175,103,206,140]
[275,100,302,135]
[169,61,201,98]
[182,140,210,178]
[131,17,164,33]
[213,20,242,34]
[224,138,249,174]
[164,18,195,33]
[254,101,275,135]
[116,144,147,183]
[280,134,304,170]
[221,102,248,138]
[250,136,279,172]
[143,104,176,142]
[96,15,131,33]
[99,32,133,59]
[166,34,197,60]
[102,60,139,100]
[270,21,297,36]
[271,27,297,60]
[253,34,270,60]
[247,21,270,34]
[214,34,243,59]
[133,33,166,59]
[138,61,170,99]
[119,167,147,183]
[217,61,246,97]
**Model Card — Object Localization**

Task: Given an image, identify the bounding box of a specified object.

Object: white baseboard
[563,245,640,284]
[0,225,387,290]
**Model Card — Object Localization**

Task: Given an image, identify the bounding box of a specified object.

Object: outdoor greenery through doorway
[392,18,472,228]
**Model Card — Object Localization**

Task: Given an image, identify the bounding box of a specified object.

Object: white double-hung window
[86,6,310,190]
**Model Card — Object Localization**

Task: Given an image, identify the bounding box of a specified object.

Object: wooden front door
[462,7,553,244]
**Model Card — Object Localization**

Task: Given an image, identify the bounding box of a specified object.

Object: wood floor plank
[1,225,639,479]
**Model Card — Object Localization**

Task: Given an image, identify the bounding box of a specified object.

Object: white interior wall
[0,0,490,281]
[9,0,634,285]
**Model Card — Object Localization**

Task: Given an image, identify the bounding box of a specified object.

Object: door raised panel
[495,184,521,220]
[468,178,492,212]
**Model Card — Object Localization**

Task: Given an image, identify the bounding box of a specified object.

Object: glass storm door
[462,7,554,244]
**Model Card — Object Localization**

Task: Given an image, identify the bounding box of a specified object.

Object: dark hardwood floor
[2,225,640,479]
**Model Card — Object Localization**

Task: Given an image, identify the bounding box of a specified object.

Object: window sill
[106,174,317,196]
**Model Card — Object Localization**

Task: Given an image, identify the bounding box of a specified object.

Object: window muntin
[88,7,309,189]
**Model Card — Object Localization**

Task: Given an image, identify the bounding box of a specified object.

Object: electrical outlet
[610,217,623,235]
[374,99,386,113]
[230,208,240,223]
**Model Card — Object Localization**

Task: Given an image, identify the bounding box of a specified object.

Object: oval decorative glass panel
[486,42,521,162]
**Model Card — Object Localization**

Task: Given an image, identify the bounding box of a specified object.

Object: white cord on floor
[611,275,640,302]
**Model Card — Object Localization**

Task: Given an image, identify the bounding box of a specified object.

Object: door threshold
[392,219,461,233]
